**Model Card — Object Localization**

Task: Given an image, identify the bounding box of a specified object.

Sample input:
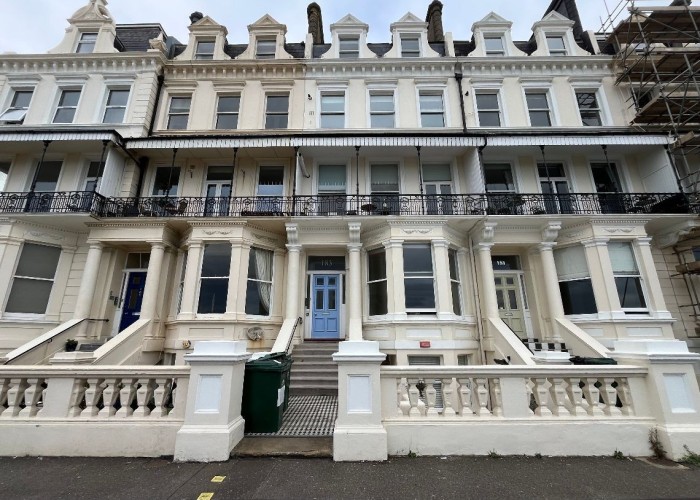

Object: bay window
[449,249,462,316]
[367,248,388,316]
[609,242,647,311]
[554,245,597,315]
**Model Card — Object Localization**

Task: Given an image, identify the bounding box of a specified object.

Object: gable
[333,14,367,26]
[396,12,424,24]
[250,14,283,27]
[540,10,573,23]
[475,12,511,25]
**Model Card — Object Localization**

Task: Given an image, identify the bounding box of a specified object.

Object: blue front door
[119,272,147,332]
[311,274,341,339]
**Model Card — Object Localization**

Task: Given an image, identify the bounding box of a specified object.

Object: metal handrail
[286,317,302,355]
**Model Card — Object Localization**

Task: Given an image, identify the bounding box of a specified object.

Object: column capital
[148,241,166,250]
[473,242,494,253]
[635,237,653,247]
[348,221,362,245]
[384,239,403,250]
[431,239,450,249]
[347,243,363,252]
[286,244,302,252]
[86,241,104,250]
[581,237,610,248]
[537,242,557,252]
[186,240,204,250]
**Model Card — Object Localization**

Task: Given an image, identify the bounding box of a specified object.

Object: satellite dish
[247,326,264,341]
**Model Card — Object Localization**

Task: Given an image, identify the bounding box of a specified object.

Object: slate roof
[114,24,169,52]
[313,44,331,58]
[368,43,392,57]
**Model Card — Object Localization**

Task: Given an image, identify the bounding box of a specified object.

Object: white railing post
[174,341,251,462]
[333,341,387,461]
[614,339,700,460]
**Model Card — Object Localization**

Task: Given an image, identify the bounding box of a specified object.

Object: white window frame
[570,82,612,127]
[522,83,556,127]
[609,241,649,314]
[417,89,446,128]
[215,94,241,130]
[448,248,463,316]
[264,93,290,130]
[366,247,388,317]
[150,164,182,197]
[546,34,568,56]
[4,242,61,319]
[400,34,421,58]
[75,32,98,54]
[245,246,275,318]
[368,88,397,128]
[256,38,277,59]
[403,242,436,314]
[195,39,216,60]
[0,88,34,124]
[318,90,347,129]
[196,242,231,316]
[483,35,506,56]
[338,36,360,58]
[52,88,82,124]
[474,89,503,127]
[166,94,192,130]
[102,87,130,124]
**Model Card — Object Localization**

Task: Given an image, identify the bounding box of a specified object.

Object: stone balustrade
[382,366,645,420]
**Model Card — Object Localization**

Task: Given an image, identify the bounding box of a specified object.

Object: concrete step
[289,376,338,385]
[289,385,338,396]
[232,437,332,458]
[291,367,337,376]
[292,354,337,362]
[77,343,104,352]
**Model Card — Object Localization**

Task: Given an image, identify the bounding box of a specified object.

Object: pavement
[0,455,699,499]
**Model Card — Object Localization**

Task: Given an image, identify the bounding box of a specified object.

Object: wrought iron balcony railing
[0,191,692,218]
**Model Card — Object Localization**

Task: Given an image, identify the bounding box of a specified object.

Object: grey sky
[0,0,615,54]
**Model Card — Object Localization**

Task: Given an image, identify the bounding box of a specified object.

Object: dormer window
[0,89,33,124]
[256,39,276,59]
[484,36,505,56]
[195,40,215,60]
[76,32,97,54]
[339,36,360,58]
[546,36,567,56]
[401,35,420,57]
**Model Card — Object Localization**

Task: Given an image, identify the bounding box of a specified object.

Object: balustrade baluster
[458,378,474,417]
[98,378,120,418]
[564,377,585,416]
[150,378,171,418]
[0,378,9,417]
[133,379,155,417]
[474,378,491,417]
[115,378,137,418]
[408,381,421,418]
[18,378,44,418]
[81,378,106,418]
[581,378,605,416]
[397,378,411,417]
[68,378,88,417]
[548,377,571,416]
[600,378,622,416]
[1,378,28,419]
[490,378,504,417]
[442,378,456,417]
[532,378,553,416]
[615,377,634,416]
[425,381,438,417]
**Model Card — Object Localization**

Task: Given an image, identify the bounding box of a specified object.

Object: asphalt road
[0,455,699,499]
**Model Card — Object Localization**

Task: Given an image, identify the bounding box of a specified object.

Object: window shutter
[554,245,590,281]
[608,242,638,274]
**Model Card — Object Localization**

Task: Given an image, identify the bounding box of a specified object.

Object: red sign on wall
[419,341,431,348]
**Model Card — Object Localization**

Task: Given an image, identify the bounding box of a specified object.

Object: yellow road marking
[211,476,226,483]
[197,493,214,500]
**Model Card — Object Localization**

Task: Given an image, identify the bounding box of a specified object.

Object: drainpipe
[454,71,467,134]
[147,74,165,137]
[664,144,684,193]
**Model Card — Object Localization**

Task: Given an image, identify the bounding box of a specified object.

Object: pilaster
[177,242,203,320]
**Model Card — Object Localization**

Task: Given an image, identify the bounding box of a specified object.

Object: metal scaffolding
[603,0,700,195]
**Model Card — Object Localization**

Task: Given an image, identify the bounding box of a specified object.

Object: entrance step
[233,437,332,458]
[290,341,339,396]
[521,338,569,354]
[77,342,104,352]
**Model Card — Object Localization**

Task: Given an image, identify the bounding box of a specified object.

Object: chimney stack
[189,11,203,25]
[307,3,324,44]
[425,0,444,43]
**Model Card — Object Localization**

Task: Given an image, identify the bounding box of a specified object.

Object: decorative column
[384,239,406,319]
[475,243,498,319]
[347,222,363,341]
[432,239,453,319]
[634,237,672,319]
[582,238,624,319]
[284,224,302,322]
[177,241,203,320]
[225,241,244,318]
[74,242,104,319]
[140,242,166,321]
[538,242,565,340]
[174,341,252,462]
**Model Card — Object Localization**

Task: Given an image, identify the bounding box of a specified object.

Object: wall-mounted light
[188,165,195,178]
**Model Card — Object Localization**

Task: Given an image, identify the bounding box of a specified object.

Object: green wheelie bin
[242,353,293,433]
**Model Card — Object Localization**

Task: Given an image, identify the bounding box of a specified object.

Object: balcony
[0,192,692,218]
